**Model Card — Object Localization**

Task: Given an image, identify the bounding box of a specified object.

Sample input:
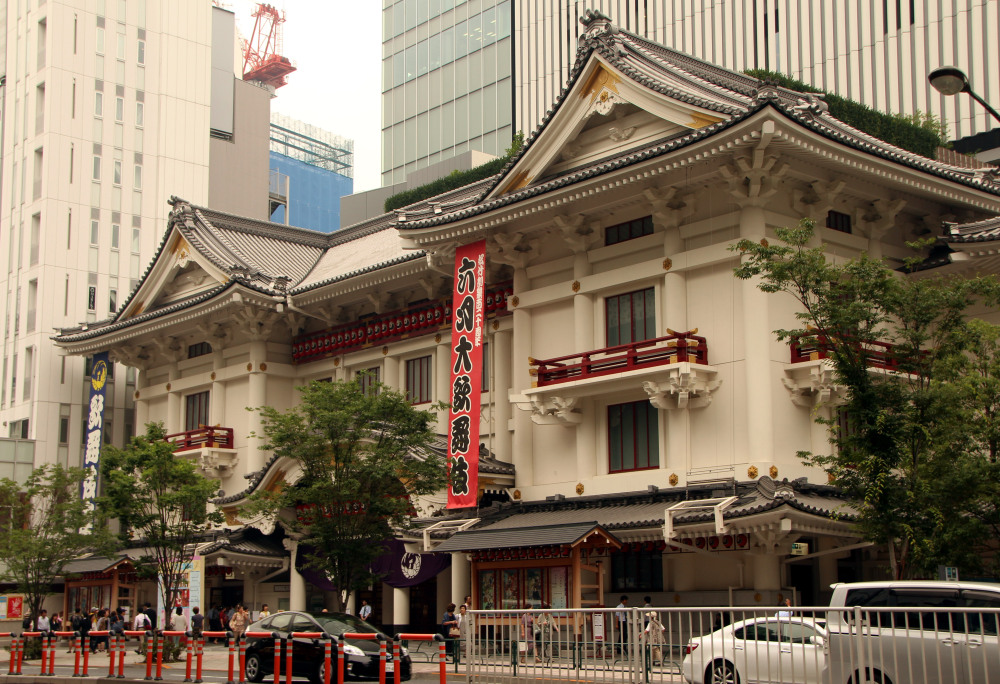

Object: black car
[244,610,411,682]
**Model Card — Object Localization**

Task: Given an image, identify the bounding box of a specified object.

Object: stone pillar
[451,553,470,607]
[576,401,597,480]
[511,267,534,486]
[671,557,696,592]
[739,205,774,466]
[493,329,513,463]
[345,593,356,616]
[287,540,307,611]
[437,565,452,618]
[751,551,781,592]
[247,341,267,474]
[393,586,410,632]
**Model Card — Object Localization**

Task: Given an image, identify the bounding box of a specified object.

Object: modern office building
[0,1,270,472]
[268,113,353,232]
[381,0,999,184]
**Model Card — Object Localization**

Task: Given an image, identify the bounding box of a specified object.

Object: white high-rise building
[381,0,1000,184]
[0,1,270,474]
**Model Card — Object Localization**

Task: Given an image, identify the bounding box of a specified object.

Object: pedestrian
[440,603,458,659]
[93,609,109,652]
[535,608,558,664]
[50,611,62,632]
[143,602,157,631]
[208,605,221,642]
[641,612,667,665]
[190,607,205,639]
[258,604,270,620]
[518,604,535,664]
[134,609,152,654]
[776,598,793,618]
[229,605,248,641]
[172,606,188,653]
[358,599,372,622]
[36,609,50,632]
[615,595,629,655]
[462,595,472,609]
[642,596,652,627]
[77,608,91,651]
[457,604,472,661]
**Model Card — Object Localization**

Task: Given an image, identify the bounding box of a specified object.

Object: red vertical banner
[447,240,486,509]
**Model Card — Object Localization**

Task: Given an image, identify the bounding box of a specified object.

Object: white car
[681,616,827,684]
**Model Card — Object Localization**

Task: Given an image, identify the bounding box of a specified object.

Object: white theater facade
[55,13,1000,629]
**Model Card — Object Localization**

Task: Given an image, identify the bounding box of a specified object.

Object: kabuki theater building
[55,11,1000,631]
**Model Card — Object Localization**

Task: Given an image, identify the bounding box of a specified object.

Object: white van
[825,580,1000,684]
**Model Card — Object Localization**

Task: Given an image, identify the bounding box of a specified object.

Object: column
[575,401,596,480]
[436,338,451,427]
[511,267,534,485]
[384,356,400,392]
[572,251,594,350]
[210,351,226,426]
[492,330,513,463]
[752,551,781,592]
[739,205,774,466]
[247,341,267,474]
[166,365,181,432]
[135,368,149,427]
[288,541,307,611]
[393,586,410,633]
[345,593,356,616]
[451,552,470,607]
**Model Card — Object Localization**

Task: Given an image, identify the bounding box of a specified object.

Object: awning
[62,555,131,575]
[433,521,621,552]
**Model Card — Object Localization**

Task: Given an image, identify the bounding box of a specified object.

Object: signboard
[4,596,24,620]
[80,352,110,533]
[790,542,809,556]
[592,613,605,642]
[446,240,486,509]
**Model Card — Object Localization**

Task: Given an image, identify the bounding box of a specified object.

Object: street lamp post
[928,66,1000,125]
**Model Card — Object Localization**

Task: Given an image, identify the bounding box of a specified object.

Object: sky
[227,1,384,193]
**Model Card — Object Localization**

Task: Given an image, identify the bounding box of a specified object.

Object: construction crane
[242,3,296,90]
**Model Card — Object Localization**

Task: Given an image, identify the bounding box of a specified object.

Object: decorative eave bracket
[782,359,846,408]
[642,363,721,409]
[529,396,584,426]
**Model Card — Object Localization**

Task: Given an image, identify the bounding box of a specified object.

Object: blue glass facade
[269,151,354,232]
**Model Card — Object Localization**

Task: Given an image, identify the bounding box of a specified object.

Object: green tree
[0,464,100,628]
[244,378,447,612]
[733,220,1000,578]
[98,423,223,628]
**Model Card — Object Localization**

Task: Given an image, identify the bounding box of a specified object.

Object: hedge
[745,70,942,158]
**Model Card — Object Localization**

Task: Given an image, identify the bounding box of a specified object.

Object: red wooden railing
[530,329,708,387]
[165,426,234,451]
[790,334,902,371]
[291,282,513,363]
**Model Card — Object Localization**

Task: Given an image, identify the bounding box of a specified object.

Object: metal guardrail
[463,605,1000,684]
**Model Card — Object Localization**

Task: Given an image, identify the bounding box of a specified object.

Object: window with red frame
[606,287,656,347]
[405,356,431,404]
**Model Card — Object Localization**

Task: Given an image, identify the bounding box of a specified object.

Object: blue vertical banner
[80,352,109,533]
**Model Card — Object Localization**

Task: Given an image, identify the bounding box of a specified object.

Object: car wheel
[245,654,264,683]
[851,668,891,684]
[308,661,325,684]
[706,660,739,684]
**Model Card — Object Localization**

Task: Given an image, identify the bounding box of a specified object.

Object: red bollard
[118,633,127,679]
[438,639,446,684]
[48,633,56,676]
[378,640,386,684]
[195,636,204,684]
[73,632,81,677]
[238,634,246,684]
[227,632,236,684]
[273,636,282,684]
[322,639,332,684]
[145,630,154,680]
[184,632,193,682]
[392,641,400,684]
[9,636,19,675]
[81,634,90,677]
[284,636,292,684]
[155,631,164,681]
[38,632,49,675]
[108,634,117,678]
[336,642,344,684]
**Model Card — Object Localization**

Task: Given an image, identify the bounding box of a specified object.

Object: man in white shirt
[358,599,372,622]
[615,596,629,655]
[35,610,50,632]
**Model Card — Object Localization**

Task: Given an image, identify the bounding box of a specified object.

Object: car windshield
[313,613,376,635]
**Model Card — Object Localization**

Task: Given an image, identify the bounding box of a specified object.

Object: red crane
[242,3,296,89]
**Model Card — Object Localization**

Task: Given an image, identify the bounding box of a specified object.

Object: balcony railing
[530,330,708,387]
[790,334,902,371]
[165,426,234,452]
[292,282,513,363]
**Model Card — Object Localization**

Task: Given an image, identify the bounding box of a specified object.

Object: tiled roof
[944,216,1000,243]
[394,12,1000,232]
[62,555,131,574]
[423,478,856,545]
[200,529,286,558]
[433,521,615,552]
